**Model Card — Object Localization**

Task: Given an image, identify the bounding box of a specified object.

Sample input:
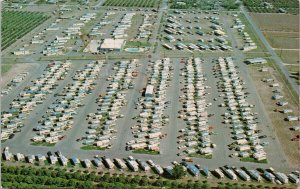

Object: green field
[188,153,213,159]
[81,145,105,150]
[103,0,161,8]
[1,64,12,74]
[31,142,55,147]
[1,10,49,50]
[132,149,159,155]
[124,41,151,48]
[240,157,268,164]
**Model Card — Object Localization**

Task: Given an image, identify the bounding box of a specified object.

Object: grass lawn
[81,145,105,150]
[1,64,12,74]
[125,41,151,48]
[286,65,299,73]
[240,157,267,164]
[44,160,50,166]
[188,153,212,159]
[275,50,299,65]
[31,142,55,147]
[132,149,159,155]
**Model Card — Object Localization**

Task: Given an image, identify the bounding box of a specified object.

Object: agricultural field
[169,0,239,10]
[250,14,299,32]
[250,13,300,84]
[1,11,49,50]
[4,0,29,3]
[276,50,299,67]
[103,0,162,8]
[243,0,299,14]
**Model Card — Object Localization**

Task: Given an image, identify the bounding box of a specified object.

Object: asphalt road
[111,59,148,153]
[159,58,180,157]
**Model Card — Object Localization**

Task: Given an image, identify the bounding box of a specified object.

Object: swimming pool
[125,48,145,52]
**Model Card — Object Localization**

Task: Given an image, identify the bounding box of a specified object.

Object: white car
[147,160,155,167]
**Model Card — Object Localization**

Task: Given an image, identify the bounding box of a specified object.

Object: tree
[68,179,77,188]
[194,182,202,189]
[172,164,186,179]
[139,177,148,186]
[153,178,164,187]
[201,182,210,189]
[131,175,141,184]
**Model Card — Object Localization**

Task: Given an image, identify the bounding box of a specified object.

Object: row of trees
[2,164,211,189]
[222,0,240,10]
[2,164,283,189]
[242,0,299,9]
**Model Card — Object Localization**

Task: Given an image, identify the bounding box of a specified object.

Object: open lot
[0,63,39,87]
[247,61,299,166]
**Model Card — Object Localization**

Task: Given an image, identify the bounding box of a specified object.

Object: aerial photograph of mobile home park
[0,0,299,188]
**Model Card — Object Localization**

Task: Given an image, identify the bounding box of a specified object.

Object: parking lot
[1,1,298,186]
[160,11,232,53]
[1,57,293,172]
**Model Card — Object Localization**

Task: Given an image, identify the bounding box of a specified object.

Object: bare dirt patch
[248,63,299,166]
[0,63,39,88]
